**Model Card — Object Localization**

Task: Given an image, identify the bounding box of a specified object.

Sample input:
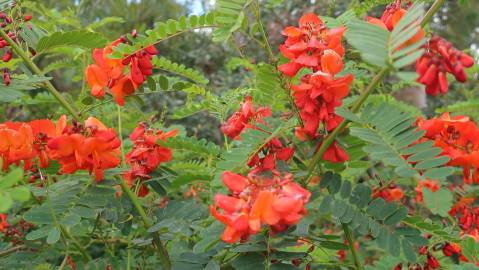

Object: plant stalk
[0,29,80,119]
[421,0,445,27]
[342,223,363,270]
[118,179,171,270]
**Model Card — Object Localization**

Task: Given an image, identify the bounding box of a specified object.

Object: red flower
[86,36,158,106]
[47,117,121,182]
[279,13,346,77]
[124,123,177,196]
[247,138,294,174]
[0,122,35,171]
[220,96,271,139]
[321,141,349,163]
[416,35,475,95]
[417,113,479,184]
[292,71,353,137]
[211,172,310,243]
[0,214,8,232]
[373,186,404,202]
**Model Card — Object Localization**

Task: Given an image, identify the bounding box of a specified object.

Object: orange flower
[279,13,346,77]
[0,214,8,232]
[47,117,121,182]
[0,122,35,171]
[211,172,310,243]
[124,123,177,196]
[417,113,479,184]
[86,36,158,106]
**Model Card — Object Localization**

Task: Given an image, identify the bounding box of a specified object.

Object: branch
[0,29,80,119]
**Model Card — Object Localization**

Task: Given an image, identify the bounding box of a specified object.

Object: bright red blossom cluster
[449,198,479,242]
[417,113,479,184]
[0,116,121,182]
[416,35,475,95]
[124,123,177,197]
[220,96,271,139]
[372,185,404,202]
[279,13,353,163]
[0,214,7,232]
[86,34,158,106]
[210,171,310,243]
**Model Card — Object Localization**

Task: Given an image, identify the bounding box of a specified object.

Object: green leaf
[213,0,251,42]
[0,168,23,189]
[46,227,61,244]
[26,226,53,241]
[423,188,453,217]
[152,57,209,85]
[36,30,107,52]
[0,192,13,212]
[9,186,31,202]
[345,2,425,68]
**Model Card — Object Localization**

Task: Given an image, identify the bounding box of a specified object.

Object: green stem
[117,105,126,167]
[254,0,275,62]
[0,245,26,258]
[342,223,363,270]
[305,68,388,182]
[421,0,445,27]
[118,178,171,270]
[0,29,80,119]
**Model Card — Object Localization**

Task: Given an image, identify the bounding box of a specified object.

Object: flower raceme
[0,214,8,232]
[124,123,177,197]
[220,96,294,174]
[86,34,158,106]
[47,117,121,182]
[220,96,271,140]
[416,113,479,184]
[0,116,66,171]
[279,13,352,163]
[416,35,475,95]
[0,116,123,182]
[278,13,346,77]
[210,171,311,243]
[449,197,479,242]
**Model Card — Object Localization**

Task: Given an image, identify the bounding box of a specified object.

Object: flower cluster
[0,214,7,232]
[220,96,271,139]
[86,32,158,106]
[221,96,294,174]
[449,197,479,242]
[279,13,353,163]
[372,185,404,202]
[210,171,311,243]
[416,113,479,184]
[48,117,121,182]
[247,138,294,175]
[416,35,475,95]
[124,123,177,197]
[0,116,121,182]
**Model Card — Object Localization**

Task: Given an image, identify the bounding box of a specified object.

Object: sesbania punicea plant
[0,0,478,269]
